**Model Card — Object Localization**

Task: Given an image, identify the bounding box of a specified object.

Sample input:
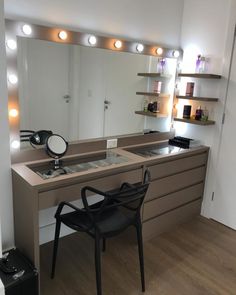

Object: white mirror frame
[5,19,183,154]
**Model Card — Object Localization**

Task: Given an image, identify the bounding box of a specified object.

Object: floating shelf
[178,73,221,79]
[136,92,169,98]
[176,95,218,102]
[135,111,168,118]
[137,73,171,78]
[174,118,215,125]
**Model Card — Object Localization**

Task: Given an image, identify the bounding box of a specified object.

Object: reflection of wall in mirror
[17,38,177,146]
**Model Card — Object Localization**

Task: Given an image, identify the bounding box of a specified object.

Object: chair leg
[102,238,106,252]
[95,234,102,295]
[136,222,145,292]
[51,219,61,279]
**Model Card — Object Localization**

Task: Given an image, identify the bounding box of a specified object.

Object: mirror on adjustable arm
[5,19,182,160]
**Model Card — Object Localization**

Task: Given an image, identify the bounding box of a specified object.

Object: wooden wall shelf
[178,73,221,79]
[136,92,169,98]
[176,95,218,102]
[135,111,168,118]
[174,118,215,126]
[137,73,171,78]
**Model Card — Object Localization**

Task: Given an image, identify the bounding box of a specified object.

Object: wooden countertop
[11,140,209,190]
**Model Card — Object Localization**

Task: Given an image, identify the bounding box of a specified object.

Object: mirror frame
[5,18,182,155]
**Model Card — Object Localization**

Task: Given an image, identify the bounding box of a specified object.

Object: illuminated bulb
[114,40,122,49]
[136,44,144,53]
[156,47,163,55]
[173,50,180,58]
[22,24,32,35]
[58,31,68,40]
[88,35,97,45]
[6,39,17,50]
[9,109,19,118]
[8,74,18,85]
[11,140,20,149]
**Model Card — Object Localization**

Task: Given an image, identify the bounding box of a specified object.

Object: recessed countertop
[11,140,209,190]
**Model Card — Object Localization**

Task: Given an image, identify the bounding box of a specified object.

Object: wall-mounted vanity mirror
[5,19,182,152]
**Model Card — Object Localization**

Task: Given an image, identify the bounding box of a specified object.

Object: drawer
[142,199,202,241]
[39,169,142,210]
[143,183,203,221]
[148,152,207,180]
[146,166,206,201]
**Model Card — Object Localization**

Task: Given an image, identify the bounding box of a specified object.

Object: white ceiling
[4,0,184,47]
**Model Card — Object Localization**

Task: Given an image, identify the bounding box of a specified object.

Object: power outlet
[106,138,118,149]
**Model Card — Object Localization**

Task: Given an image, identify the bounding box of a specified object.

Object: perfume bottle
[195,55,201,73]
[195,106,202,120]
[158,58,166,74]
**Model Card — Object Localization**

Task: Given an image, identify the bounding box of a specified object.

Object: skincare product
[186,82,194,96]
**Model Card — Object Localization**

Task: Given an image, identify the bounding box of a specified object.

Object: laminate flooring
[40,217,236,295]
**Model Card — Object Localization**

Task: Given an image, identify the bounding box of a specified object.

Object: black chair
[51,170,151,295]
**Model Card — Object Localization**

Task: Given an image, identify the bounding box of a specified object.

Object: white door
[210,36,236,229]
[18,38,70,140]
[103,50,148,137]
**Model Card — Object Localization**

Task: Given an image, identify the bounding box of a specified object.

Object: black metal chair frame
[51,170,150,295]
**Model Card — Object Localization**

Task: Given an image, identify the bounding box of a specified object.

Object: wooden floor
[40,217,236,295]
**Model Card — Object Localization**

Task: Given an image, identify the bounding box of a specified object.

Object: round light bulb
[22,24,32,36]
[114,40,122,49]
[173,50,180,58]
[11,140,20,149]
[8,74,18,85]
[58,31,68,40]
[88,35,97,45]
[156,47,163,55]
[6,39,17,50]
[136,44,144,53]
[9,109,19,118]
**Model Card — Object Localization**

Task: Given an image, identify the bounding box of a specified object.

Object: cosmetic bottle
[195,106,202,120]
[195,55,201,73]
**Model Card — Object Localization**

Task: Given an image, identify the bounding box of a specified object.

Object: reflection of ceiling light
[8,74,18,85]
[136,44,144,53]
[11,140,20,149]
[22,24,32,35]
[173,50,180,58]
[6,39,17,50]
[88,35,97,45]
[156,47,163,55]
[9,109,19,118]
[58,31,68,40]
[114,40,122,49]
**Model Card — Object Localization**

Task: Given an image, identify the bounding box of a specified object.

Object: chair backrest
[81,169,150,224]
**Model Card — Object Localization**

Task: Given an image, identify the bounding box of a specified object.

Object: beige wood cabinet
[11,139,209,291]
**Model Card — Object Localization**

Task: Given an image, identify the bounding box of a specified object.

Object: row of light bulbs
[6,24,180,56]
[7,23,180,149]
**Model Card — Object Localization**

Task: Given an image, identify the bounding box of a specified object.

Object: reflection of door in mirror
[17,38,72,142]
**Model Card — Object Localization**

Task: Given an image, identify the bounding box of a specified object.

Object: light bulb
[173,50,180,58]
[9,109,19,118]
[156,47,163,55]
[22,24,32,36]
[58,31,68,40]
[88,35,97,45]
[114,40,122,49]
[136,44,144,53]
[6,39,17,50]
[8,74,18,85]
[11,140,20,149]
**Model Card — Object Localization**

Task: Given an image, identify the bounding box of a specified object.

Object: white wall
[0,0,14,251]
[177,0,233,218]
[5,0,184,47]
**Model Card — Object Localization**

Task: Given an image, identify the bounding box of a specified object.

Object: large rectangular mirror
[6,20,181,151]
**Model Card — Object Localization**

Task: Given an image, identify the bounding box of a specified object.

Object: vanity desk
[11,133,209,274]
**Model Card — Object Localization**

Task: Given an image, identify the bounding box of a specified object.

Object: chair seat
[60,208,134,237]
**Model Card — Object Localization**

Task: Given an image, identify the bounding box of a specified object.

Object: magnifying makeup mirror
[45,134,68,171]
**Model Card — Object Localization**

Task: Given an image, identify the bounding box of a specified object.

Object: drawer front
[146,166,206,202]
[148,152,207,180]
[143,183,204,221]
[142,199,202,241]
[39,169,142,210]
